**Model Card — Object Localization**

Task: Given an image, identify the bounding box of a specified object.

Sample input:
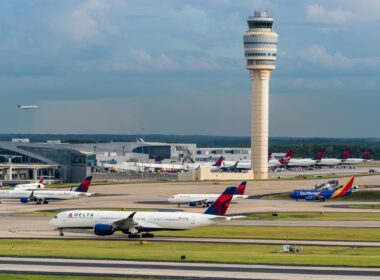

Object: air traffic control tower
[244,10,278,179]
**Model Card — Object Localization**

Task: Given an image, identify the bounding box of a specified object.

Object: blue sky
[1,0,380,137]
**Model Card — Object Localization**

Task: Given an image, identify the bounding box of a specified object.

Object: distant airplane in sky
[17,105,39,109]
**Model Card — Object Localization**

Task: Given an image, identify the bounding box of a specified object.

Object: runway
[0,257,379,280]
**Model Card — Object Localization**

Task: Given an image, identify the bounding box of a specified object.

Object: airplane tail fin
[362,149,371,160]
[236,181,247,195]
[279,149,292,164]
[204,186,236,216]
[213,156,224,167]
[330,176,355,199]
[74,176,93,192]
[268,153,272,161]
[39,177,44,184]
[315,151,326,160]
[340,149,351,160]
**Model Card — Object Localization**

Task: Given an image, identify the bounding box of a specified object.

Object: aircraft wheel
[43,201,49,204]
[148,233,154,238]
[59,231,64,237]
[128,234,140,239]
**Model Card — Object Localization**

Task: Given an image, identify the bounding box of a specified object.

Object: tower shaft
[243,10,278,180]
[251,70,271,179]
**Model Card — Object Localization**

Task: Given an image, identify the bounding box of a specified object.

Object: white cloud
[306,4,353,24]
[54,0,116,42]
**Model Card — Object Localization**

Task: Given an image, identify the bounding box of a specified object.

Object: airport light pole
[243,10,278,179]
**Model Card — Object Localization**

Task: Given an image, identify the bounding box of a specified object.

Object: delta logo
[67,212,94,219]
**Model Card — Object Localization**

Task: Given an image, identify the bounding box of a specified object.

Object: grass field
[244,212,380,221]
[262,190,380,201]
[0,239,379,267]
[155,226,380,241]
[0,275,160,280]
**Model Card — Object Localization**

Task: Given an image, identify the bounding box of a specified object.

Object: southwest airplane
[168,181,248,207]
[14,177,45,190]
[290,176,355,201]
[0,176,94,204]
[50,186,240,238]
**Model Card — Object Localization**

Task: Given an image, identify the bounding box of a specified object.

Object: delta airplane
[49,186,240,238]
[268,151,292,169]
[17,105,38,109]
[286,150,317,168]
[290,176,355,202]
[340,149,372,165]
[168,181,248,207]
[14,177,45,190]
[0,176,94,204]
[314,151,341,167]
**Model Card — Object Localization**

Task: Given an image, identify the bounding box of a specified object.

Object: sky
[1,0,380,137]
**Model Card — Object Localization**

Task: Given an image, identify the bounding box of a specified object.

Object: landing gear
[141,233,154,238]
[177,203,181,208]
[43,200,49,204]
[128,234,141,238]
[59,229,64,237]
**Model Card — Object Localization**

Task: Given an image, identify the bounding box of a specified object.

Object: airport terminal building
[0,139,255,183]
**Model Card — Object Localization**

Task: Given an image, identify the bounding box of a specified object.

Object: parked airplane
[168,181,248,207]
[268,150,292,169]
[49,186,240,238]
[286,150,317,168]
[0,176,94,204]
[17,105,39,109]
[14,177,45,190]
[340,149,372,165]
[290,176,355,201]
[314,151,341,167]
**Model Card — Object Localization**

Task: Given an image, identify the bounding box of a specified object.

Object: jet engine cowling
[93,224,115,236]
[20,197,29,203]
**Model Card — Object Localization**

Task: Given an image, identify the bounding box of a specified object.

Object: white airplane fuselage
[49,210,230,231]
[316,158,342,166]
[0,190,93,200]
[168,194,248,204]
[287,158,316,167]
[341,158,366,165]
[14,182,45,191]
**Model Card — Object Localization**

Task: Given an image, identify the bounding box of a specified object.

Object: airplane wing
[112,212,139,230]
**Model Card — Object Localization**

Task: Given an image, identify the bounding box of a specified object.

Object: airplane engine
[20,197,29,203]
[93,224,115,236]
[188,202,198,207]
[305,196,315,201]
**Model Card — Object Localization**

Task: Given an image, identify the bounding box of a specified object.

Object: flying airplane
[0,176,94,204]
[314,151,341,167]
[290,176,355,201]
[340,149,372,165]
[17,105,39,109]
[14,177,45,191]
[168,181,248,207]
[49,186,241,238]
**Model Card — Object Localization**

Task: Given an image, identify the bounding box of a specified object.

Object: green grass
[244,212,380,221]
[0,275,161,280]
[155,226,380,241]
[262,190,380,201]
[0,239,379,267]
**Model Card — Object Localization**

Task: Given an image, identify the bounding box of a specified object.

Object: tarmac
[0,257,379,280]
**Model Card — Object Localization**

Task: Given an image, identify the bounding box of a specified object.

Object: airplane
[314,151,341,167]
[289,176,355,202]
[0,176,94,204]
[49,186,241,238]
[168,181,248,207]
[285,150,317,168]
[14,177,45,190]
[340,149,372,165]
[268,150,292,169]
[17,105,39,109]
